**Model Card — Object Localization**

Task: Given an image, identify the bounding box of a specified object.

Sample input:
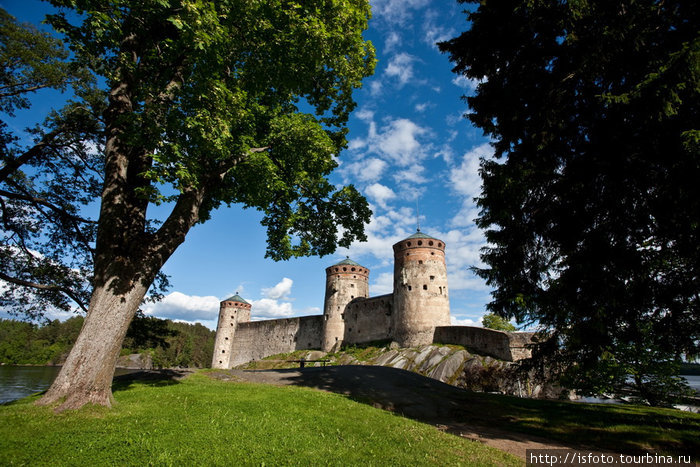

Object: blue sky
[2,0,503,330]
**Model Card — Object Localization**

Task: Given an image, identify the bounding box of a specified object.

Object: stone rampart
[433,326,534,361]
[230,315,323,366]
[343,294,393,345]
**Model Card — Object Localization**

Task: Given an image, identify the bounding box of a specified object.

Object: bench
[291,359,331,368]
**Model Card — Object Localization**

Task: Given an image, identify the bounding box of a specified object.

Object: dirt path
[211,365,581,460]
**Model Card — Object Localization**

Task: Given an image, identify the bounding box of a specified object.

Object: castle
[212,230,533,368]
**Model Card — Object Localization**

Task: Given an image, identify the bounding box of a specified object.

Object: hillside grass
[0,372,518,466]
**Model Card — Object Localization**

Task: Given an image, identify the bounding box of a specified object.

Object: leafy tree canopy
[482,313,516,332]
[11,0,376,411]
[440,0,699,405]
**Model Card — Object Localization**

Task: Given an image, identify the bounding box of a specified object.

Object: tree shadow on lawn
[230,365,700,459]
[111,369,193,392]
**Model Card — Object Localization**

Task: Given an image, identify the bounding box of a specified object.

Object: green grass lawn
[0,372,518,466]
[458,391,700,459]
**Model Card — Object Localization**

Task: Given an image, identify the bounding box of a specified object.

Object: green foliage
[0,8,103,318]
[0,317,83,364]
[0,316,215,368]
[481,314,516,332]
[0,373,519,466]
[44,0,375,260]
[441,0,699,405]
[0,8,77,115]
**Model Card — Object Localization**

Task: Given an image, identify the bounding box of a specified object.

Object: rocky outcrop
[239,344,567,399]
[116,353,153,370]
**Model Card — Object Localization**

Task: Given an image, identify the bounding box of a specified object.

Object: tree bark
[36,275,148,411]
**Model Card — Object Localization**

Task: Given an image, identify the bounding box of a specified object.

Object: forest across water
[0,317,215,369]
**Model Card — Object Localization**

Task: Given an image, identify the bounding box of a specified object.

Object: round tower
[322,257,369,352]
[392,230,450,347]
[211,293,251,369]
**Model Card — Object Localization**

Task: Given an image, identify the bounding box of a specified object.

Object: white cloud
[371,272,394,295]
[249,298,294,319]
[446,111,467,127]
[414,102,431,113]
[365,183,396,209]
[355,108,375,122]
[449,143,492,229]
[384,31,402,52]
[451,75,480,93]
[384,53,418,87]
[376,118,429,166]
[422,9,456,48]
[369,80,383,96]
[451,315,484,327]
[393,163,428,185]
[142,291,220,322]
[371,0,430,25]
[340,157,388,184]
[450,144,488,198]
[261,277,293,300]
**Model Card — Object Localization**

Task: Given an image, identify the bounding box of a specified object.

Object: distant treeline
[680,362,700,375]
[0,316,215,368]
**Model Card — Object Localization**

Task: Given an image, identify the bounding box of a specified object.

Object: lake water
[1,366,699,405]
[0,366,137,404]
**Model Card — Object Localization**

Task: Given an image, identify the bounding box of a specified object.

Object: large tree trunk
[36,275,149,411]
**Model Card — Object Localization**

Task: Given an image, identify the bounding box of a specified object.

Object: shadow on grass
[231,365,700,458]
[112,369,193,393]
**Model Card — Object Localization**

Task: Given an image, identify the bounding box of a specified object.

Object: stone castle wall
[230,315,324,366]
[342,293,394,345]
[216,231,531,367]
[433,326,534,361]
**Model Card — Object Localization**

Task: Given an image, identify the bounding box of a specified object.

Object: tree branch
[0,188,97,225]
[0,270,88,312]
[0,130,59,184]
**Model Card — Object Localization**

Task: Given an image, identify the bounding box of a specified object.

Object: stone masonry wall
[343,293,394,345]
[229,315,323,367]
[433,326,534,361]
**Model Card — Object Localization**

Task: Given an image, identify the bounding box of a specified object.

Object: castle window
[431,252,435,256]
[418,240,423,246]
[219,361,222,364]
[222,350,225,353]
[419,260,423,264]
[231,316,234,319]
[343,267,347,271]
[438,243,442,248]
[230,323,234,326]
[429,240,434,246]
[351,267,356,271]
[335,337,338,341]
[350,283,354,287]
[423,284,428,290]
[351,295,354,299]
[341,313,345,319]
[406,253,409,256]
[407,285,412,291]
[353,275,356,278]
[225,337,228,340]
[430,276,435,281]
[407,242,412,247]
[439,287,442,294]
